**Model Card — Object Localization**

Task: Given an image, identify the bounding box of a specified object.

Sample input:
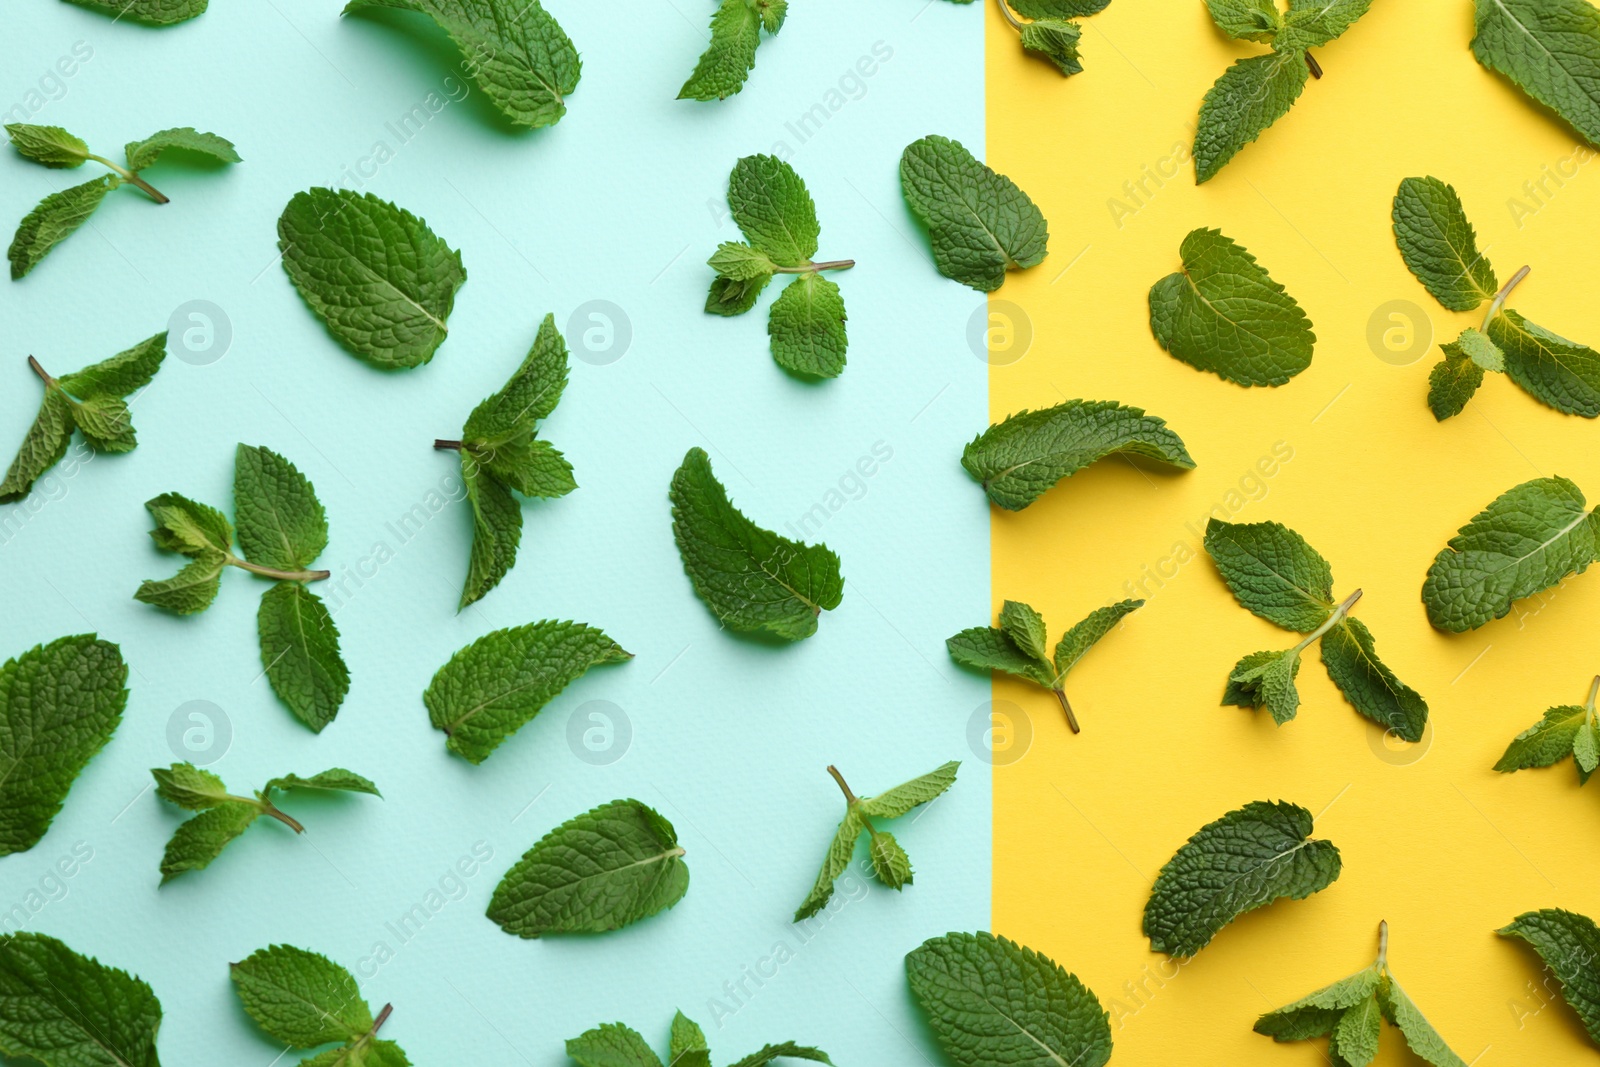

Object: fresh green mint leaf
[159,801,259,881]
[1226,648,1302,724]
[1195,52,1307,184]
[231,944,397,1062]
[905,931,1111,1067]
[670,447,844,640]
[263,768,381,796]
[1255,965,1381,1042]
[1427,345,1486,422]
[670,1012,711,1067]
[1019,20,1084,75]
[1053,599,1143,680]
[767,271,847,377]
[0,933,163,1067]
[1423,476,1600,631]
[1143,800,1341,957]
[151,762,230,810]
[1205,0,1283,41]
[705,273,772,316]
[1378,975,1466,1067]
[946,624,1055,687]
[1453,325,1505,372]
[257,582,348,733]
[0,386,72,502]
[726,1043,831,1067]
[1391,177,1499,312]
[62,0,208,24]
[900,135,1048,292]
[1276,0,1375,51]
[1487,308,1600,418]
[707,241,778,280]
[233,444,328,572]
[1149,228,1315,386]
[1320,617,1428,742]
[680,0,786,101]
[423,620,632,763]
[0,634,128,856]
[1494,676,1599,783]
[1008,0,1109,16]
[998,599,1051,664]
[568,1023,664,1067]
[1499,909,1600,1048]
[1205,518,1334,632]
[134,551,227,615]
[1472,0,1600,147]
[124,127,240,171]
[8,174,118,279]
[795,762,957,920]
[144,492,233,558]
[489,798,688,938]
[277,188,466,369]
[459,461,522,610]
[345,0,581,128]
[961,399,1195,511]
[5,124,89,167]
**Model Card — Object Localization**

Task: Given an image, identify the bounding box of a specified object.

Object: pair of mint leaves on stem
[1207,519,1429,741]
[569,1011,828,1067]
[5,122,238,278]
[135,444,349,732]
[0,635,128,857]
[1194,0,1374,183]
[2,332,167,502]
[151,763,379,883]
[795,761,958,920]
[706,155,854,378]
[1495,674,1600,785]
[985,0,1112,77]
[947,599,1141,733]
[681,0,787,100]
[1392,175,1600,420]
[233,944,409,1066]
[1256,922,1466,1067]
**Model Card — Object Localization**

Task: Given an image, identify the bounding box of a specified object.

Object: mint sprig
[231,944,408,1066]
[991,0,1113,76]
[1494,675,1600,784]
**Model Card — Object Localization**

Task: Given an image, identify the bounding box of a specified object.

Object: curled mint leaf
[899,134,1048,292]
[1499,908,1600,1049]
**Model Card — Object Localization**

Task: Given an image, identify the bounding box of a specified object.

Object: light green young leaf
[1149,228,1315,386]
[231,944,372,1048]
[62,0,208,24]
[151,762,230,810]
[945,625,1056,688]
[962,399,1195,511]
[1495,702,1589,772]
[1205,0,1282,41]
[9,173,118,279]
[1333,993,1382,1067]
[868,830,913,889]
[858,761,960,820]
[0,386,73,502]
[705,272,772,317]
[726,1043,831,1067]
[58,332,168,400]
[1320,618,1429,743]
[1227,647,1302,724]
[473,435,573,498]
[345,0,581,129]
[0,933,163,1067]
[0,635,128,856]
[459,461,522,609]
[1422,476,1600,632]
[423,620,632,763]
[134,552,227,615]
[1472,0,1600,147]
[1204,519,1334,632]
[1575,718,1600,782]
[707,241,778,281]
[670,447,844,641]
[670,1012,711,1067]
[906,931,1111,1067]
[262,768,381,796]
[767,271,847,378]
[1143,800,1341,957]
[680,0,785,101]
[489,798,688,937]
[159,800,260,882]
[1053,599,1143,680]
[727,153,818,268]
[1487,308,1600,418]
[998,600,1051,665]
[5,124,90,167]
[1499,909,1600,1047]
[257,583,348,734]
[1008,0,1108,14]
[793,807,864,923]
[1452,325,1505,372]
[277,188,466,369]
[68,393,135,453]
[1194,51,1308,184]
[567,1023,665,1067]
[1391,177,1498,312]
[900,134,1048,292]
[1255,965,1382,1041]
[1378,976,1467,1067]
[234,444,329,573]
[1427,347,1486,422]
[1019,20,1083,76]
[123,127,240,171]
[1276,0,1375,50]
[144,492,233,558]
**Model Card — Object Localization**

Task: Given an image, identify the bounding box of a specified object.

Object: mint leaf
[1378,976,1466,1067]
[1423,476,1600,631]
[1018,20,1083,75]
[945,625,1055,687]
[1255,966,1381,1041]
[670,447,844,640]
[795,763,957,920]
[0,634,128,856]
[767,271,847,377]
[900,134,1048,292]
[670,1012,711,1067]
[705,273,772,316]
[999,599,1051,664]
[1428,326,1504,422]
[905,931,1111,1067]
[1499,909,1600,1047]
[231,944,403,1066]
[155,763,378,881]
[489,798,688,938]
[62,0,208,24]
[257,582,348,733]
[1008,0,1109,15]
[1277,0,1375,51]
[569,1014,827,1067]
[440,314,575,607]
[1149,228,1315,386]
[1320,617,1429,742]
[5,124,89,167]
[277,188,466,369]
[1472,0,1600,147]
[1487,308,1600,418]
[1205,0,1282,41]
[727,1043,831,1067]
[1494,676,1599,782]
[1053,599,1142,678]
[0,933,163,1067]
[1205,518,1334,632]
[0,387,72,502]
[1143,800,1341,957]
[1391,177,1498,312]
[961,399,1195,511]
[124,127,239,170]
[1226,648,1302,724]
[8,174,117,279]
[708,241,778,280]
[234,444,328,572]
[1195,52,1308,184]
[680,0,786,101]
[423,620,632,763]
[728,152,817,267]
[345,0,581,129]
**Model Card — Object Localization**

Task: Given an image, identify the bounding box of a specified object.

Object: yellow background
[987,1,1600,1063]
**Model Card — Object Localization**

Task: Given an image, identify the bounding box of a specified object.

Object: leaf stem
[26,356,54,386]
[1377,920,1388,968]
[1292,589,1363,654]
[226,557,330,582]
[775,259,856,274]
[1586,676,1599,720]
[433,439,463,451]
[995,0,1023,31]
[86,153,168,204]
[1482,265,1530,332]
[1305,51,1323,79]
[371,1003,393,1036]
[827,765,859,805]
[1052,687,1081,734]
[257,798,305,834]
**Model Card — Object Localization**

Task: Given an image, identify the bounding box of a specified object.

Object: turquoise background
[0,2,988,1064]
